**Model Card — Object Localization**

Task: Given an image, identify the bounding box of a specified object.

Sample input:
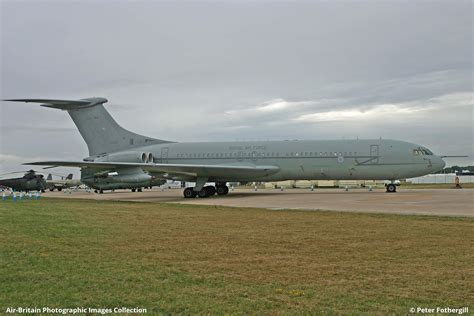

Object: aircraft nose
[435,157,446,172]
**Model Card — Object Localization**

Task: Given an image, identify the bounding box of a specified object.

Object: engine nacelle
[95,151,154,163]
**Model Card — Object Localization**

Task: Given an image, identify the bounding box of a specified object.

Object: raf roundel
[337,155,344,164]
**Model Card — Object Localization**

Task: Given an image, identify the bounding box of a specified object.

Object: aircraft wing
[24,161,280,179]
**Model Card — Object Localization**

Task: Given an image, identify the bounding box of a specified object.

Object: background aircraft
[4,98,447,197]
[81,169,166,193]
[0,170,47,192]
[46,173,82,191]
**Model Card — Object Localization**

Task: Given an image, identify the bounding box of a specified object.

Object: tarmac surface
[43,188,474,217]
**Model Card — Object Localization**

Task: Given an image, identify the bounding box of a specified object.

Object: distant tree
[437,166,474,174]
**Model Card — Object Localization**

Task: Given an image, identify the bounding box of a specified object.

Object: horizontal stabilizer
[3,98,108,110]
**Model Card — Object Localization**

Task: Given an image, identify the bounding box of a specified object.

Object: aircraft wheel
[205,185,216,196]
[138,188,142,192]
[99,189,104,194]
[198,188,210,198]
[216,185,229,195]
[94,189,98,193]
[131,188,136,192]
[183,187,196,198]
[49,188,54,192]
[58,187,62,192]
[386,183,397,193]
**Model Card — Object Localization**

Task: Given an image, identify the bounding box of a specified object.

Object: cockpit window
[413,147,433,156]
[421,147,433,155]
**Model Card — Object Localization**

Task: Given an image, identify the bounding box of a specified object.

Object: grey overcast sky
[0,0,473,176]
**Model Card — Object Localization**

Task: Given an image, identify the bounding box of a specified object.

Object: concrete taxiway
[43,188,474,217]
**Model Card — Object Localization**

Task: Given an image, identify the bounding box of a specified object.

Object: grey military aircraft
[81,168,166,193]
[4,97,447,197]
[0,170,47,192]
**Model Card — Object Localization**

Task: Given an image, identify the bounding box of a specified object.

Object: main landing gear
[216,185,229,195]
[386,183,397,193]
[183,184,229,198]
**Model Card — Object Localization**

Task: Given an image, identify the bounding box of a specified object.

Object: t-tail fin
[3,98,171,156]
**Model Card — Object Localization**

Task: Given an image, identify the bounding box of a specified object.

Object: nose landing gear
[386,183,397,193]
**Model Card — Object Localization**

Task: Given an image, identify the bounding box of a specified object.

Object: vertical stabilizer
[3,98,171,156]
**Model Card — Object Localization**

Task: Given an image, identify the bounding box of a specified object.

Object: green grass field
[1,199,473,314]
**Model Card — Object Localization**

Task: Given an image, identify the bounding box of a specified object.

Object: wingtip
[22,162,43,165]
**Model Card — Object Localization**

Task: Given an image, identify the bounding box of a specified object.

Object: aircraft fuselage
[87,139,445,183]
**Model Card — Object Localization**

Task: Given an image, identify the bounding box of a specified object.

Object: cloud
[294,105,418,123]
[254,99,317,112]
[294,92,473,123]
[225,99,316,115]
[220,92,472,129]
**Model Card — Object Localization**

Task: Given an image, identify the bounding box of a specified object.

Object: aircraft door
[161,147,169,163]
[370,145,379,164]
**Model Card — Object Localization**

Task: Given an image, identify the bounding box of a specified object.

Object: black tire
[138,188,142,192]
[205,186,216,196]
[216,186,229,195]
[99,189,104,194]
[131,188,136,192]
[49,188,54,192]
[183,187,196,198]
[386,184,397,193]
[57,187,62,192]
[198,188,210,198]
